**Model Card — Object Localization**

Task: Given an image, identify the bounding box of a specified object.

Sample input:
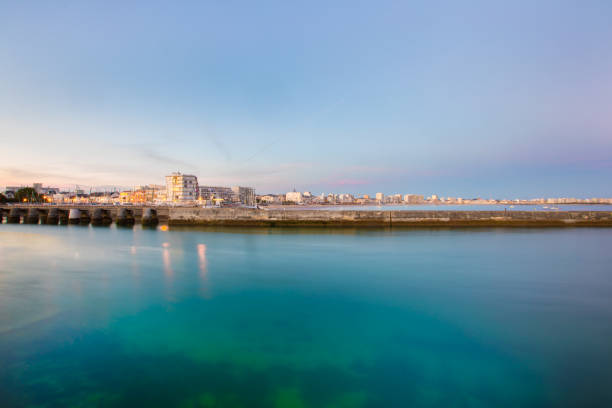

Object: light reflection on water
[197,243,210,298]
[0,224,611,407]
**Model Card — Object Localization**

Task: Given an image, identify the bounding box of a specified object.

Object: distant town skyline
[2,1,612,197]
[3,178,612,203]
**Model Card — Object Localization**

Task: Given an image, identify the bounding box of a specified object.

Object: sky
[1,0,611,198]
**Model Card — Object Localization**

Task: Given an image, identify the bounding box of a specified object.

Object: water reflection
[162,243,173,278]
[197,243,210,298]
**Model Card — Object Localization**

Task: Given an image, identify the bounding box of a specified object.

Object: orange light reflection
[197,243,210,298]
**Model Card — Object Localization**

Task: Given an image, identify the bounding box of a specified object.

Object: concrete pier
[46,208,59,225]
[116,208,135,227]
[68,209,81,225]
[7,208,22,224]
[2,205,612,228]
[25,208,40,224]
[58,210,69,225]
[167,208,612,227]
[80,210,91,225]
[91,209,112,226]
[141,208,159,227]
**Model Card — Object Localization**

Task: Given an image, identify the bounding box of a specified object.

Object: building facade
[232,186,256,206]
[286,191,303,203]
[403,194,424,204]
[165,172,199,202]
[199,186,235,203]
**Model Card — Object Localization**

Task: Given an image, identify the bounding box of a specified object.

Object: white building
[338,193,354,203]
[286,191,303,203]
[165,172,199,202]
[375,192,384,202]
[403,194,424,204]
[260,195,281,204]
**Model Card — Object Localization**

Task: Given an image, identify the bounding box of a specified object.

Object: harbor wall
[168,208,612,227]
[3,205,612,227]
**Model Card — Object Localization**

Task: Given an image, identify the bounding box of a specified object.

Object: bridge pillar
[116,208,135,227]
[58,210,69,225]
[46,208,59,225]
[25,208,40,224]
[8,208,21,224]
[92,208,112,226]
[142,208,159,227]
[68,209,81,225]
[80,210,91,225]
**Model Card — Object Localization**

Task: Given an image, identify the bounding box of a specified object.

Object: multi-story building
[165,172,199,202]
[232,186,256,206]
[375,192,384,203]
[199,186,234,203]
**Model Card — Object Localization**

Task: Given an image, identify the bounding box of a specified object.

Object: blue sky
[1,0,611,197]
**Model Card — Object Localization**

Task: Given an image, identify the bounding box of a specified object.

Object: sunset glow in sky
[1,1,611,197]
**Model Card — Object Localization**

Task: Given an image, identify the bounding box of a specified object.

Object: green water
[1,225,611,407]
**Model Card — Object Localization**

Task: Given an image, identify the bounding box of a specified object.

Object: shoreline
[2,206,612,228]
[167,208,612,228]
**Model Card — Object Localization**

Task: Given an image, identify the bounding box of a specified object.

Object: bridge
[0,204,168,227]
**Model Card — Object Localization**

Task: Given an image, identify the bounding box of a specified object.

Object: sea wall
[168,208,612,227]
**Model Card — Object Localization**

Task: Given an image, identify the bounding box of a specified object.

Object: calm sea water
[1,224,611,407]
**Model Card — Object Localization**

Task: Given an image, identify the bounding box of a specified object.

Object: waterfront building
[232,186,256,206]
[166,172,199,202]
[286,191,303,203]
[116,185,166,204]
[375,192,384,203]
[259,194,281,204]
[3,186,21,199]
[200,186,234,203]
[403,194,424,204]
[119,191,131,204]
[338,193,354,203]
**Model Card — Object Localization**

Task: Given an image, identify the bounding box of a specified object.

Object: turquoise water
[1,225,612,407]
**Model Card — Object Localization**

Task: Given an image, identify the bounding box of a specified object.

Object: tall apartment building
[165,172,199,202]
